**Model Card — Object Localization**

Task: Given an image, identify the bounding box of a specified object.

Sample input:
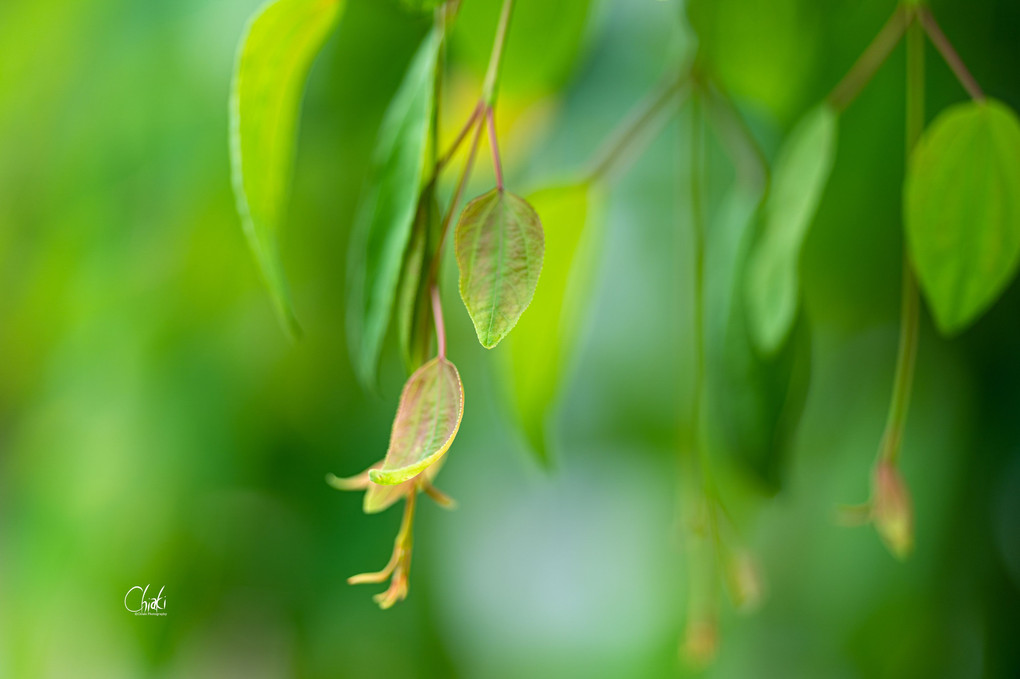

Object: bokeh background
[2,0,1020,677]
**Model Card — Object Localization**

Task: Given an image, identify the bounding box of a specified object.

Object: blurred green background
[2,0,1020,677]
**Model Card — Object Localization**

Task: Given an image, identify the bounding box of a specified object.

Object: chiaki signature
[124,585,167,615]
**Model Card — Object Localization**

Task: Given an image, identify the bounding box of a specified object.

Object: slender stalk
[919,8,985,101]
[690,94,706,451]
[487,107,504,191]
[435,102,482,175]
[701,78,769,192]
[828,6,910,112]
[482,0,515,105]
[880,9,924,466]
[587,71,689,183]
[431,284,447,359]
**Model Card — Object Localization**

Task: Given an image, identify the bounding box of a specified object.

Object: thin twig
[435,102,482,174]
[701,78,769,192]
[828,6,909,112]
[919,7,985,101]
[486,107,504,190]
[482,0,515,105]
[431,284,446,359]
[586,70,690,184]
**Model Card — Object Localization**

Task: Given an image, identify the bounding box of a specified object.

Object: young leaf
[705,187,811,490]
[368,357,464,486]
[230,0,344,338]
[905,99,1020,334]
[346,29,441,386]
[456,189,545,349]
[364,458,444,514]
[744,104,838,355]
[395,192,441,372]
[505,183,601,465]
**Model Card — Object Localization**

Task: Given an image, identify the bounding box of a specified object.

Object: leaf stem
[919,7,985,101]
[700,77,769,193]
[435,102,483,175]
[486,107,504,191]
[828,6,910,112]
[690,92,709,474]
[880,8,924,466]
[431,284,447,359]
[587,70,690,184]
[482,0,515,106]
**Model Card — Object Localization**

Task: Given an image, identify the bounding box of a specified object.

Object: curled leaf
[744,104,837,354]
[327,457,448,514]
[368,357,464,486]
[905,99,1020,334]
[230,0,344,337]
[456,188,545,349]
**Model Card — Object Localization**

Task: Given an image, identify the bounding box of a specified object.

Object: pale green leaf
[368,357,464,486]
[905,99,1020,334]
[395,191,441,373]
[346,28,441,386]
[230,0,344,338]
[505,183,602,465]
[745,104,837,355]
[456,189,545,349]
[364,458,444,514]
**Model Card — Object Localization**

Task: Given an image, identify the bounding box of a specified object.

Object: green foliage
[368,357,464,485]
[230,0,344,338]
[745,104,838,355]
[506,183,601,465]
[347,29,442,386]
[456,188,545,349]
[705,187,810,489]
[395,190,442,372]
[905,99,1020,334]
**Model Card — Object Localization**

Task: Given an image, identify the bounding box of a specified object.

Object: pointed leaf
[368,357,464,486]
[230,0,344,337]
[346,29,441,386]
[905,99,1020,334]
[456,189,545,349]
[505,183,602,465]
[744,104,837,355]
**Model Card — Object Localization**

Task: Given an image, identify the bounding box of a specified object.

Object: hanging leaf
[744,104,837,355]
[394,190,441,373]
[705,187,812,490]
[456,188,545,349]
[230,0,344,338]
[505,183,602,465]
[346,28,441,386]
[365,458,444,514]
[368,357,464,486]
[905,99,1020,334]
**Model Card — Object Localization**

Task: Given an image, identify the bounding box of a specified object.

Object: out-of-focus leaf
[456,188,545,349]
[347,28,441,386]
[744,104,837,355]
[399,0,443,13]
[395,190,441,372]
[230,0,344,338]
[452,0,592,96]
[706,187,811,490]
[905,99,1020,335]
[505,183,601,465]
[368,357,464,485]
[687,0,816,120]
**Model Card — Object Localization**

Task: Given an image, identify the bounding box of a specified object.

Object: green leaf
[368,357,464,486]
[505,183,601,465]
[705,187,811,490]
[346,28,441,386]
[230,0,344,338]
[395,191,441,373]
[745,104,837,355]
[456,189,545,349]
[364,458,444,514]
[905,99,1020,334]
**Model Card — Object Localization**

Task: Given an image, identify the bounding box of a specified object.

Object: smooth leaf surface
[395,192,441,372]
[230,0,343,337]
[368,357,464,486]
[346,28,440,386]
[456,189,545,349]
[905,99,1020,334]
[705,187,811,490]
[505,183,601,465]
[745,104,837,355]
[364,458,444,514]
